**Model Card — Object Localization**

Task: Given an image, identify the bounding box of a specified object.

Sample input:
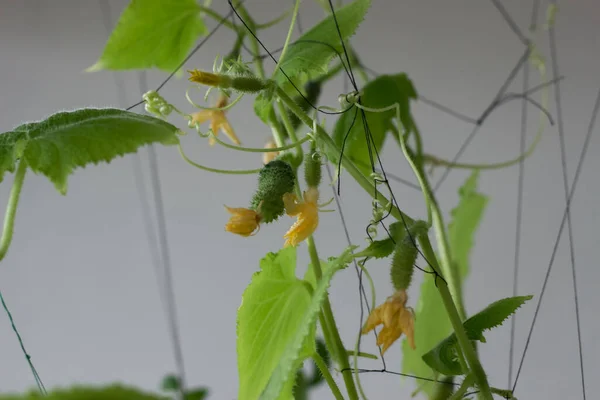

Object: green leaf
[448,170,489,277]
[4,108,180,194]
[87,0,206,71]
[274,0,370,88]
[261,247,355,400]
[401,173,487,394]
[160,375,181,391]
[422,295,533,376]
[0,130,27,183]
[0,385,167,400]
[353,221,404,259]
[237,247,315,400]
[253,86,276,124]
[255,0,370,123]
[333,74,417,176]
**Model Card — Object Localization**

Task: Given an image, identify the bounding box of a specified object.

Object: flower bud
[188,70,232,88]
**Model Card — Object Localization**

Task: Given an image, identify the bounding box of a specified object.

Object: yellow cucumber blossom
[191,95,240,146]
[224,206,261,237]
[187,69,231,88]
[362,289,415,354]
[283,187,320,247]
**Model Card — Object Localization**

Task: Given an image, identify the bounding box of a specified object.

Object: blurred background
[0,0,599,398]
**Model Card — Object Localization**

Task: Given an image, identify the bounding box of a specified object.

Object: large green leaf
[254,0,370,122]
[274,0,370,87]
[401,172,487,395]
[449,171,489,277]
[422,295,533,376]
[87,0,206,71]
[332,74,417,176]
[0,130,27,183]
[0,385,167,400]
[1,108,180,194]
[261,248,355,400]
[237,247,315,400]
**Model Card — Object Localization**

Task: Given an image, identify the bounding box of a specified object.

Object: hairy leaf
[449,171,489,277]
[255,0,370,123]
[274,0,370,87]
[237,247,315,400]
[0,130,27,183]
[401,173,487,395]
[87,0,206,71]
[0,385,167,400]
[422,295,533,376]
[333,74,417,176]
[4,108,180,194]
[353,221,405,259]
[261,248,355,400]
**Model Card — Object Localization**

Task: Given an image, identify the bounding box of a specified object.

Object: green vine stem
[0,158,27,263]
[418,237,493,400]
[448,374,474,400]
[210,130,310,153]
[276,100,304,159]
[272,0,300,76]
[198,6,236,30]
[177,144,261,175]
[307,237,359,400]
[236,5,265,79]
[422,130,541,170]
[312,352,345,400]
[396,131,466,319]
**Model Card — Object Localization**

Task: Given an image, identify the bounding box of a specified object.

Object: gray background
[1,0,599,398]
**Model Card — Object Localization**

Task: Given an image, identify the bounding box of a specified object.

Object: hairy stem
[422,128,541,171]
[276,100,304,159]
[238,6,265,79]
[313,352,345,400]
[0,159,27,263]
[308,237,359,400]
[272,0,300,76]
[397,135,465,318]
[448,374,474,400]
[419,236,493,400]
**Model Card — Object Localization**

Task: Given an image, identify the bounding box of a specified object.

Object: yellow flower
[187,69,231,87]
[283,187,320,247]
[362,290,415,354]
[191,95,240,146]
[224,206,261,237]
[262,140,279,165]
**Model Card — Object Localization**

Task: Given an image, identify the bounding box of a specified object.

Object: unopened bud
[188,70,233,88]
